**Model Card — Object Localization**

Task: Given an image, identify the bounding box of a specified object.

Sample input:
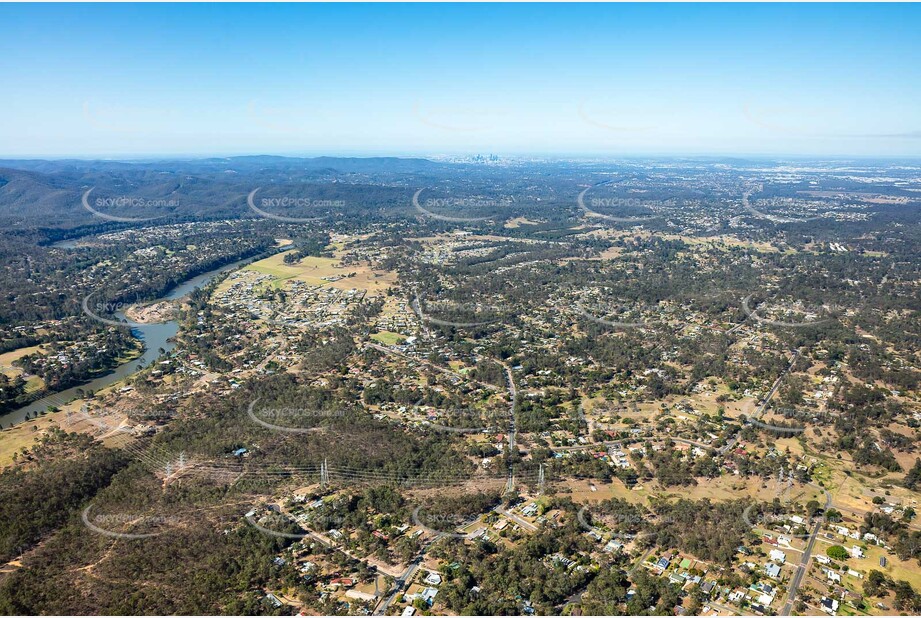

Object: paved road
[726,319,747,335]
[720,349,801,455]
[365,342,475,385]
[303,531,404,578]
[375,556,423,616]
[780,485,832,616]
[554,434,711,452]
[629,547,655,576]
[374,535,442,616]
[780,521,821,616]
[707,600,741,615]
[496,359,518,455]
[495,506,538,532]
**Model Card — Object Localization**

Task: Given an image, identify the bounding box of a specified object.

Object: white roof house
[769,549,787,564]
[423,572,442,586]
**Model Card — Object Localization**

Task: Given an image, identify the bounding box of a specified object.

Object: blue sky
[1,3,919,158]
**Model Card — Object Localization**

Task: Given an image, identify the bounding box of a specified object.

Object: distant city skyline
[1,3,920,158]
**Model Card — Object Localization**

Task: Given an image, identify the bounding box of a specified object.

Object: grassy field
[857,544,921,591]
[0,361,142,468]
[0,345,42,368]
[0,401,135,468]
[0,417,52,464]
[504,217,541,228]
[654,475,804,504]
[243,250,397,292]
[816,534,921,592]
[0,345,45,392]
[563,478,649,505]
[20,376,42,394]
[245,252,341,286]
[371,331,404,346]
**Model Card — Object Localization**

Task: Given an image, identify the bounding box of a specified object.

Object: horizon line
[3,151,921,163]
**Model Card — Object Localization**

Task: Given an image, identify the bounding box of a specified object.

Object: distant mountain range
[0,156,451,230]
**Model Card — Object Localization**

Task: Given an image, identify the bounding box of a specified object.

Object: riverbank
[0,253,259,430]
[124,300,179,324]
[0,341,144,421]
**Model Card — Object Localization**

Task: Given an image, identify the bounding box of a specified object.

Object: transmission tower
[320,458,329,487]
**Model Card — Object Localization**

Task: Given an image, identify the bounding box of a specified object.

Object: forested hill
[0,156,449,230]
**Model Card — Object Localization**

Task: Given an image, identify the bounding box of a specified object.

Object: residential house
[820,597,839,615]
[765,563,782,579]
[769,549,787,564]
[423,572,442,586]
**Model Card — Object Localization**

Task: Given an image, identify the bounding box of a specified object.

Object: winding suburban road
[720,349,801,455]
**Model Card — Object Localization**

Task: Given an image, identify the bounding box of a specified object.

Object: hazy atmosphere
[0,3,919,618]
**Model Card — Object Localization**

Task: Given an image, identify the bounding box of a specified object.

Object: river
[1,254,254,428]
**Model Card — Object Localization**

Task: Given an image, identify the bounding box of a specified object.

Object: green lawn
[371,331,404,346]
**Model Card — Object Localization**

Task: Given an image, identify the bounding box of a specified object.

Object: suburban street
[720,349,801,455]
[374,535,442,616]
[780,486,833,616]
